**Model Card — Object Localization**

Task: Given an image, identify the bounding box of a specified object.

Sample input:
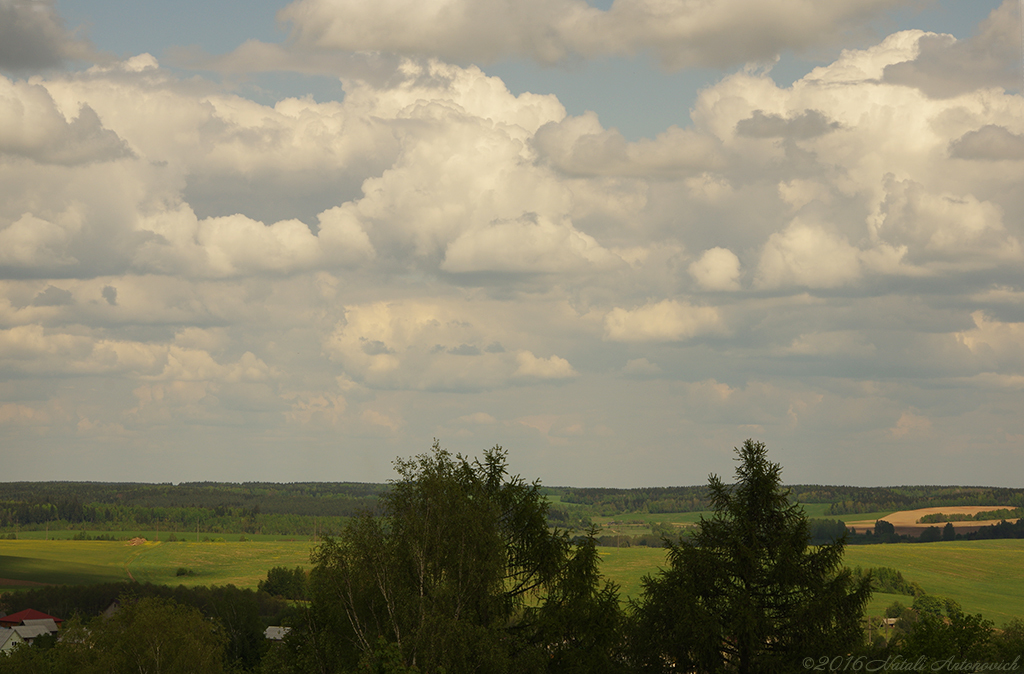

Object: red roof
[0,609,63,627]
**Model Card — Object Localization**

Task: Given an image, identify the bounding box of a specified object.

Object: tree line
[0,482,386,536]
[5,473,1024,538]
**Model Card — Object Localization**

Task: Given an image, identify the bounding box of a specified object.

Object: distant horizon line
[2,479,1023,492]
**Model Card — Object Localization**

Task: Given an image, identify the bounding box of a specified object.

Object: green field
[843,540,1024,625]
[598,546,668,601]
[4,538,1022,626]
[6,529,317,543]
[599,540,1024,625]
[0,540,148,586]
[0,539,314,591]
[590,508,897,532]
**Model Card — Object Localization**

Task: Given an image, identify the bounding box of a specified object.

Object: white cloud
[456,412,497,425]
[787,331,877,358]
[755,220,862,289]
[689,247,742,291]
[622,357,662,376]
[870,176,1020,266]
[889,410,932,438]
[0,213,79,269]
[0,324,275,384]
[604,300,725,342]
[324,300,577,390]
[882,1,1021,98]
[534,112,724,177]
[777,179,832,211]
[513,351,577,380]
[441,214,617,274]
[361,408,402,431]
[198,215,323,276]
[278,0,907,70]
[0,77,131,165]
[949,125,1024,161]
[284,391,348,426]
[4,4,1024,486]
[956,312,1024,372]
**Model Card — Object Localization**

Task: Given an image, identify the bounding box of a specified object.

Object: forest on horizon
[2,480,1023,540]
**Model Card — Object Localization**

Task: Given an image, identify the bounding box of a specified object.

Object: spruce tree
[631,440,872,674]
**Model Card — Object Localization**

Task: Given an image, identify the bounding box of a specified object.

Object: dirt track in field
[846,506,1013,536]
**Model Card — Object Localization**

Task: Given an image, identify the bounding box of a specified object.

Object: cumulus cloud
[0,79,132,165]
[323,300,577,391]
[622,357,662,376]
[277,0,907,70]
[604,300,725,342]
[870,176,1020,266]
[689,247,742,291]
[756,220,863,289]
[441,214,617,274]
[283,391,348,426]
[956,312,1024,372]
[3,6,1024,485]
[889,410,931,438]
[0,0,95,70]
[882,0,1021,98]
[0,213,79,270]
[735,109,841,139]
[949,125,1024,161]
[0,324,274,382]
[787,331,877,358]
[513,351,577,380]
[534,112,724,176]
[135,206,327,276]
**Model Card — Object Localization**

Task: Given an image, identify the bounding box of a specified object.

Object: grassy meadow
[0,539,314,592]
[4,533,1023,626]
[7,529,317,542]
[0,540,146,587]
[600,539,1024,625]
[843,539,1024,624]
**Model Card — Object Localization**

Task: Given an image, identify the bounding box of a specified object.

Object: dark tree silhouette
[631,440,872,674]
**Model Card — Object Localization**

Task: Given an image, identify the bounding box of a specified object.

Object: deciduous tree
[303,442,605,673]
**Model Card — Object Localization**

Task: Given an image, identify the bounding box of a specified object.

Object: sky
[1,0,1022,488]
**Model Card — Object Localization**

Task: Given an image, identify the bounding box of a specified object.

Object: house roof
[264,626,291,640]
[12,624,51,640]
[0,609,62,627]
[0,627,25,652]
[22,618,59,633]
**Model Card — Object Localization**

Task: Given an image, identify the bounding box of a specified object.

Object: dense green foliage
[825,486,1024,516]
[918,507,1024,523]
[4,477,1024,539]
[630,440,872,674]
[808,518,850,544]
[850,566,924,597]
[0,481,385,537]
[0,596,227,674]
[259,566,308,600]
[961,518,1024,540]
[839,517,1024,544]
[558,484,1024,518]
[1,582,288,671]
[279,442,626,673]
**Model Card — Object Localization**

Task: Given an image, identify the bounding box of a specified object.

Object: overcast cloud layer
[1,0,1023,487]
